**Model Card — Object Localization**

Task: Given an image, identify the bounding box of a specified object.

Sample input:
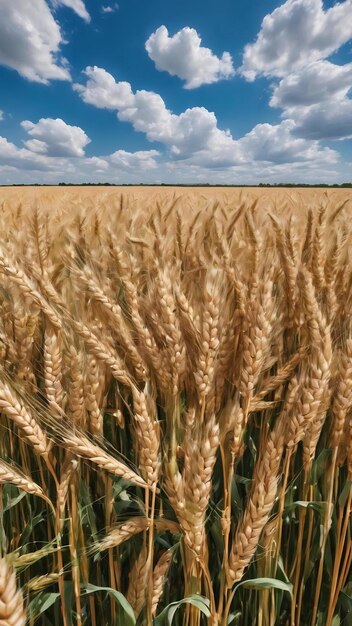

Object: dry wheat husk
[0,558,26,626]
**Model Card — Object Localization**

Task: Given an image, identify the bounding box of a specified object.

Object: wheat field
[0,186,351,626]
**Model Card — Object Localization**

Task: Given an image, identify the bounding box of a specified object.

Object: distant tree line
[1,182,352,188]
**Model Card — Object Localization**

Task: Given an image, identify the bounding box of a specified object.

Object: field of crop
[0,186,351,626]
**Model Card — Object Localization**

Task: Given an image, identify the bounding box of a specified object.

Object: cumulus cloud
[74,66,337,168]
[0,136,342,185]
[73,68,134,109]
[241,0,352,80]
[291,100,352,141]
[0,116,159,182]
[0,136,62,171]
[270,61,352,109]
[74,66,242,164]
[239,1,352,143]
[85,150,159,171]
[0,118,344,185]
[269,61,352,141]
[165,159,344,186]
[21,118,91,157]
[145,26,234,88]
[52,0,90,21]
[0,139,159,183]
[108,149,159,169]
[102,3,119,14]
[0,0,70,83]
[237,119,337,164]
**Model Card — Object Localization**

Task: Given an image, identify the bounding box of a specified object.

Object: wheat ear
[59,428,147,488]
[57,454,79,531]
[96,518,149,551]
[70,319,132,387]
[114,260,164,381]
[0,254,61,330]
[0,459,54,514]
[228,424,284,584]
[74,265,146,380]
[331,339,352,447]
[131,386,160,487]
[0,382,49,460]
[126,547,149,618]
[44,326,64,410]
[67,346,85,426]
[151,549,173,616]
[84,355,104,434]
[0,558,26,626]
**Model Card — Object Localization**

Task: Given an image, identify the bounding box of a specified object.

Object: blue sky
[0,0,351,184]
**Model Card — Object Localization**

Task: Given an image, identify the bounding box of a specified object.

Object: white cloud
[52,0,90,21]
[0,135,159,181]
[0,117,92,172]
[164,159,345,186]
[1,111,336,183]
[0,136,63,171]
[237,119,337,164]
[0,144,344,186]
[145,25,234,88]
[74,66,242,164]
[73,67,134,109]
[102,3,119,14]
[239,2,352,143]
[241,0,352,80]
[74,66,338,169]
[0,111,3,121]
[21,118,91,157]
[269,61,352,141]
[108,149,159,169]
[0,115,159,182]
[85,150,159,171]
[0,120,345,185]
[270,61,352,109]
[292,99,352,141]
[0,0,71,83]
